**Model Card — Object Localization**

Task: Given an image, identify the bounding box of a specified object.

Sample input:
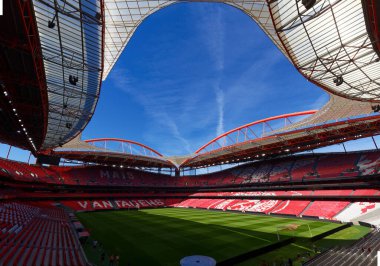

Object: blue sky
[2,2,379,162]
[83,3,329,156]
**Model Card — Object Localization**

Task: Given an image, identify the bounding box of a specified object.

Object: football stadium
[0,0,380,265]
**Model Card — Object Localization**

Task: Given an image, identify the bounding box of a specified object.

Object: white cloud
[215,85,225,136]
[196,5,225,71]
[109,69,192,154]
[195,5,228,138]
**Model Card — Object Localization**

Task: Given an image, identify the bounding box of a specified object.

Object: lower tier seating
[61,198,173,211]
[335,202,380,223]
[58,196,379,225]
[0,202,86,266]
[1,194,379,266]
[270,200,311,216]
[301,201,350,219]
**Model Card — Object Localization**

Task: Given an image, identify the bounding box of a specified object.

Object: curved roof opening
[84,2,329,156]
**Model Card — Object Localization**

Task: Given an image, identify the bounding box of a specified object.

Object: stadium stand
[335,202,380,223]
[313,190,353,196]
[352,189,380,196]
[301,201,351,219]
[1,151,380,264]
[1,151,380,263]
[268,159,293,182]
[61,199,169,211]
[291,156,317,181]
[0,202,86,265]
[316,154,360,178]
[2,151,380,189]
[270,200,311,216]
[357,152,380,176]
[4,193,379,223]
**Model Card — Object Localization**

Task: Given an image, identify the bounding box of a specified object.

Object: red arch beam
[363,0,380,57]
[85,138,164,157]
[194,110,317,154]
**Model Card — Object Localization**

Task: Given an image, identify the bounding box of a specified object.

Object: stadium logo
[100,169,134,180]
[75,199,165,210]
[227,199,278,212]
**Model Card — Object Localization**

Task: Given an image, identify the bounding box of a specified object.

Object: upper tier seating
[268,159,293,182]
[316,154,360,178]
[291,157,316,180]
[357,152,380,176]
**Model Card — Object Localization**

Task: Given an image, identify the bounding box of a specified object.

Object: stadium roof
[102,0,380,100]
[54,106,380,168]
[183,113,380,168]
[32,0,103,150]
[53,136,176,168]
[0,0,48,151]
[0,0,379,168]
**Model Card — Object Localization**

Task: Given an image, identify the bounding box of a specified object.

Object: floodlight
[69,75,78,86]
[333,76,344,86]
[48,21,55,29]
[302,0,316,10]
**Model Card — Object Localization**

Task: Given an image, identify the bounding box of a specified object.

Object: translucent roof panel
[103,0,379,102]
[32,0,103,149]
[270,0,380,101]
[103,0,173,79]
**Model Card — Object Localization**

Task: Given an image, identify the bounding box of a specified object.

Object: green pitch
[77,208,370,266]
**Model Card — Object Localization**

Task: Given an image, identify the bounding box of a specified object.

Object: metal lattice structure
[85,138,164,158]
[270,0,380,101]
[182,113,380,168]
[53,137,175,167]
[53,109,380,168]
[194,111,317,155]
[32,0,104,149]
[102,0,380,102]
[271,94,374,132]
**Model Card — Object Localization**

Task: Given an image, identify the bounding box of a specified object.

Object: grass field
[77,208,370,266]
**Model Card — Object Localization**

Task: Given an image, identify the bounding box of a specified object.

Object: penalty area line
[219,227,272,243]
